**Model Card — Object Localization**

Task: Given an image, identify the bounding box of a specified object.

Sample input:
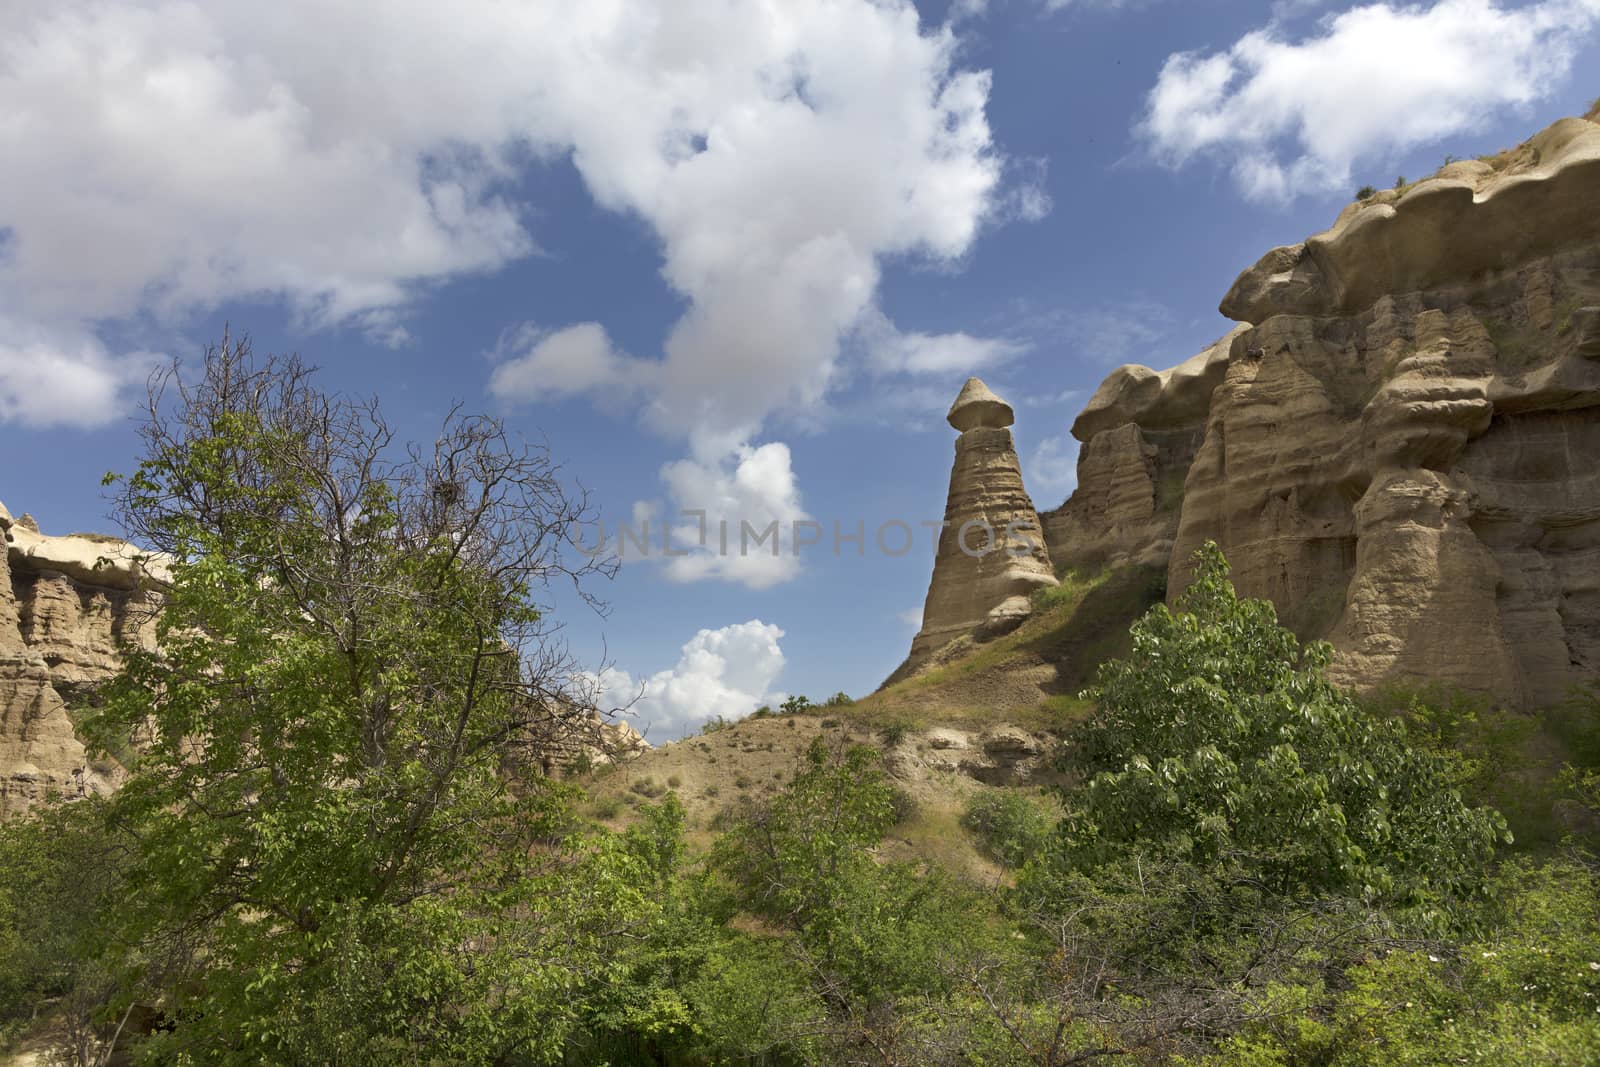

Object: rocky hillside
[0,501,647,820]
[898,110,1600,713]
[0,502,160,816]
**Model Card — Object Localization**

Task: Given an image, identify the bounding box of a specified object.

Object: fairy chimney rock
[888,380,1057,684]
[947,377,1015,431]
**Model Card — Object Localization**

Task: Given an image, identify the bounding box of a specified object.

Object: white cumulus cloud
[2,0,1023,437]
[1028,432,1080,503]
[856,307,1030,377]
[655,442,811,590]
[1141,0,1600,201]
[488,323,653,412]
[0,318,160,429]
[593,620,787,738]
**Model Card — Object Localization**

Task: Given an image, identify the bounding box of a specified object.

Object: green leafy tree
[1055,542,1506,907]
[0,800,125,1063]
[82,336,656,1062]
[711,738,1009,1062]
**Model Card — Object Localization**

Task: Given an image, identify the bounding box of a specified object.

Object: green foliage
[1206,861,1600,1066]
[0,801,122,1055]
[631,776,668,798]
[889,785,919,824]
[822,691,854,707]
[1358,682,1600,854]
[1054,542,1506,908]
[709,738,1012,1059]
[76,339,673,1062]
[714,740,898,964]
[880,722,910,747]
[962,791,1053,869]
[1355,184,1377,200]
[587,794,622,820]
[780,694,814,715]
[1030,567,1101,611]
[700,713,735,734]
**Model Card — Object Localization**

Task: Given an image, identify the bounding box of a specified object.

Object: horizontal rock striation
[0,503,162,817]
[894,379,1057,682]
[1048,112,1600,709]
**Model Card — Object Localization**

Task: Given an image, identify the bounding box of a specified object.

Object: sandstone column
[898,379,1057,677]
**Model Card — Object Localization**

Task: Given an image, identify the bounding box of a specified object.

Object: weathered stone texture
[897,380,1057,679]
[0,503,159,816]
[1040,114,1600,709]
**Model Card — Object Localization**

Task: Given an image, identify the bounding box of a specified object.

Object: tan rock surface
[0,506,158,815]
[1033,113,1600,710]
[1042,328,1247,573]
[894,379,1057,680]
[1221,117,1600,325]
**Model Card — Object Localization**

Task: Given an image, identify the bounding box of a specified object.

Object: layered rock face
[1041,326,1247,573]
[899,379,1057,677]
[1051,112,1600,708]
[0,503,651,817]
[0,503,160,817]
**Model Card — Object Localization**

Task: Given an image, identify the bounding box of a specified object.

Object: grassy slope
[852,564,1167,733]
[580,564,1167,875]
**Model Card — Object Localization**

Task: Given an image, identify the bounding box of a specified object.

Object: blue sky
[3,0,1597,739]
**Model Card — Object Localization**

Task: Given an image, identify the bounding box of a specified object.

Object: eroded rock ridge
[897,111,1600,708]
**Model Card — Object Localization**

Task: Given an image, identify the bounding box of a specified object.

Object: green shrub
[962,791,1053,869]
[1205,861,1600,1065]
[1051,542,1507,909]
[666,775,682,789]
[880,723,910,748]
[1355,184,1377,200]
[889,787,919,825]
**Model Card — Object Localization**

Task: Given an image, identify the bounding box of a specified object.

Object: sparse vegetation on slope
[857,563,1166,733]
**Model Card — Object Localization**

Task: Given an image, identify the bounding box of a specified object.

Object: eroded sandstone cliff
[1054,112,1600,708]
[899,111,1600,709]
[0,502,160,816]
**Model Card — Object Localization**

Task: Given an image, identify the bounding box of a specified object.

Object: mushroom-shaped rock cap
[947,377,1015,432]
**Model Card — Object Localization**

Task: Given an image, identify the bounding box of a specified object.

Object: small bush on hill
[962,791,1052,870]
